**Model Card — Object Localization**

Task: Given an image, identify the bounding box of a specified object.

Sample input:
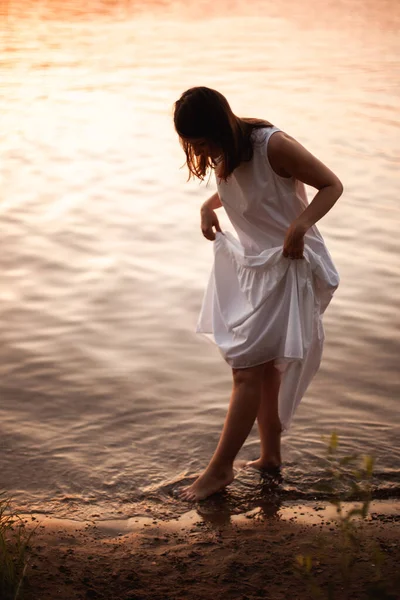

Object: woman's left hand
[283,222,307,259]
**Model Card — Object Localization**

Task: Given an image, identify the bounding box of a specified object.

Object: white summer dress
[196,126,339,433]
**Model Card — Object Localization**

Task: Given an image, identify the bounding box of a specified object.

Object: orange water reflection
[0,0,399,519]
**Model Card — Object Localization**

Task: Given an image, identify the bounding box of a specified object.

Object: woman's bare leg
[246,361,282,470]
[178,362,265,502]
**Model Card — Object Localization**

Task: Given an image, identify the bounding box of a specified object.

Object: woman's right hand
[200,207,222,241]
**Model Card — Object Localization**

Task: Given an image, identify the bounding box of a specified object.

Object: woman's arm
[201,191,223,213]
[268,132,343,258]
[200,192,222,241]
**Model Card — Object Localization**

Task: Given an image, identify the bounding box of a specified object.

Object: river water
[0,0,399,521]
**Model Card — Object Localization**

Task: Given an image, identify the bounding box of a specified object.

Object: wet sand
[21,500,400,600]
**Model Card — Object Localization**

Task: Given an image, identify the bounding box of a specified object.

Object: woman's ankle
[260,455,282,468]
[208,458,235,474]
[247,456,281,469]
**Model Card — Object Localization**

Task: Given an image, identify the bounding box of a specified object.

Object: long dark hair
[173,86,272,182]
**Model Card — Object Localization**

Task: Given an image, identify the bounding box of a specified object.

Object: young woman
[173,86,342,502]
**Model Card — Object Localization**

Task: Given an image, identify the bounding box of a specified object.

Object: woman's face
[185,137,221,160]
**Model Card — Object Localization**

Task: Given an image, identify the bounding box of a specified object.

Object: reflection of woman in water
[173,87,342,502]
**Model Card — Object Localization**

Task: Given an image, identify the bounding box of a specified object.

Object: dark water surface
[1,0,399,520]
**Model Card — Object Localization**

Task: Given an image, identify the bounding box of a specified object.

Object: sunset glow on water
[1,0,399,520]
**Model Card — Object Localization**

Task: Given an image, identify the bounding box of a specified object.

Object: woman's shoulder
[250,126,295,179]
[251,124,280,144]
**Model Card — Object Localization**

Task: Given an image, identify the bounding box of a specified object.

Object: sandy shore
[18,499,400,600]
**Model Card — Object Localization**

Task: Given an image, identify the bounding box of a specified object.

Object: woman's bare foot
[245,457,281,471]
[178,465,235,502]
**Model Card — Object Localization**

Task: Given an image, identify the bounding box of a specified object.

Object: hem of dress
[224,355,302,371]
[196,330,303,370]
